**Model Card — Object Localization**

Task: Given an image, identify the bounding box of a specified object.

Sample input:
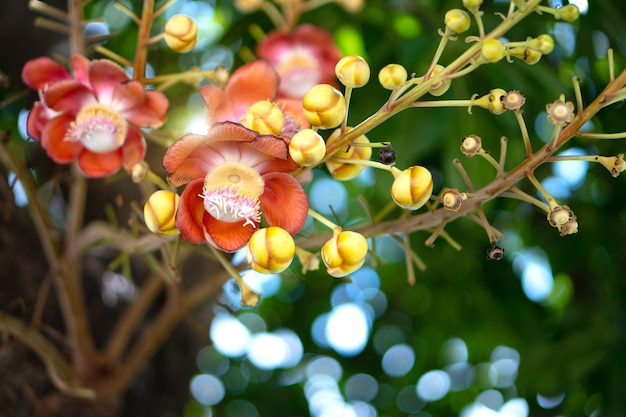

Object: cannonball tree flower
[200,60,307,136]
[163,121,309,252]
[257,24,342,100]
[21,55,168,177]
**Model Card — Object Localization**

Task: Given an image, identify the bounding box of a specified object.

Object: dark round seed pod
[377,147,396,165]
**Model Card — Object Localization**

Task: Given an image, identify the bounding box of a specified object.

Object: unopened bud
[445,9,471,33]
[555,4,580,22]
[378,64,408,90]
[472,88,507,115]
[244,100,285,135]
[321,230,368,278]
[144,190,180,236]
[234,0,264,12]
[302,84,347,129]
[597,154,626,177]
[462,0,483,13]
[391,165,433,210]
[429,64,451,96]
[337,0,364,13]
[336,55,370,89]
[289,129,326,166]
[325,128,372,181]
[246,226,295,274]
[164,15,198,53]
[481,39,505,63]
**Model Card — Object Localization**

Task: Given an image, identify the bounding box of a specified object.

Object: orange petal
[121,126,146,172]
[21,57,71,90]
[41,114,82,163]
[124,90,169,129]
[88,59,130,105]
[77,148,123,177]
[200,85,233,124]
[204,215,256,252]
[177,180,208,244]
[223,60,279,121]
[71,55,89,85]
[45,80,96,114]
[260,172,309,235]
[26,103,48,140]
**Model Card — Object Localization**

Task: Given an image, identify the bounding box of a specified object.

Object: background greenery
[1,1,625,416]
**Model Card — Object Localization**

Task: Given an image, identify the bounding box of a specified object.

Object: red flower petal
[201,61,280,124]
[109,80,146,112]
[123,90,169,129]
[87,59,130,105]
[45,80,96,114]
[25,102,48,140]
[164,123,259,186]
[260,172,309,235]
[204,215,256,252]
[176,180,208,244]
[41,114,82,163]
[200,85,233,124]
[121,126,146,172]
[71,55,89,85]
[21,57,71,90]
[225,60,280,118]
[77,148,123,177]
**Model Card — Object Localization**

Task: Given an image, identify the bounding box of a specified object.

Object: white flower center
[200,161,265,227]
[66,103,128,153]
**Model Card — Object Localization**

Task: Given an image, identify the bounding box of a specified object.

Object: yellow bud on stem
[164,15,198,53]
[246,226,295,274]
[144,190,180,236]
[289,129,326,166]
[391,166,433,210]
[336,55,370,89]
[302,84,347,129]
[321,230,368,278]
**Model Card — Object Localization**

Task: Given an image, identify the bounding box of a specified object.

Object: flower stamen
[66,103,128,153]
[200,161,265,228]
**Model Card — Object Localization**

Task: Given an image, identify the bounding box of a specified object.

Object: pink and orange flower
[257,24,342,100]
[22,55,168,177]
[200,59,307,136]
[164,122,309,252]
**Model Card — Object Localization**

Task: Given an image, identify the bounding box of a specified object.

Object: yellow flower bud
[556,4,580,22]
[335,55,371,89]
[302,84,347,129]
[289,129,326,166]
[234,0,264,12]
[321,230,368,278]
[391,166,433,210]
[144,190,180,236]
[378,64,408,90]
[444,9,471,34]
[337,0,364,13]
[531,34,555,55]
[429,64,451,96]
[508,47,542,65]
[597,154,625,177]
[472,88,507,115]
[164,15,198,53]
[462,0,483,13]
[246,226,295,274]
[481,39,505,63]
[131,161,149,183]
[325,128,372,181]
[244,100,285,135]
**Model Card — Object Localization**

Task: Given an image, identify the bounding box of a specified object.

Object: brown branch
[297,70,626,250]
[0,312,94,399]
